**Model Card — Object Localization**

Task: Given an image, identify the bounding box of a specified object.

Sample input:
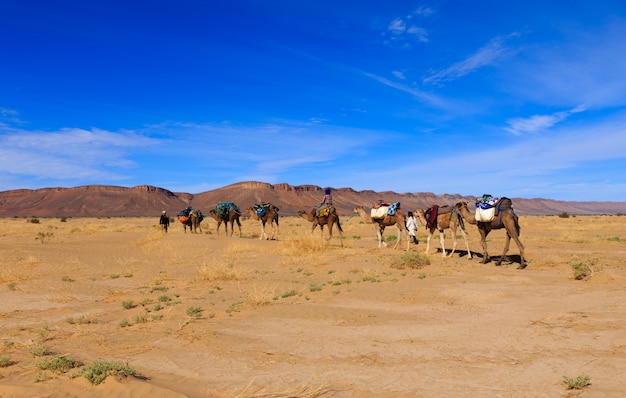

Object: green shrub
[0,356,13,367]
[563,375,591,390]
[186,306,203,319]
[36,355,83,373]
[30,344,51,357]
[570,259,596,280]
[122,300,135,309]
[79,360,136,385]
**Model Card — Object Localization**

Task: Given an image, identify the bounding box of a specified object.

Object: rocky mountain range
[1,181,625,217]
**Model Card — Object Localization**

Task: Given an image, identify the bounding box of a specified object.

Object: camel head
[414,209,428,225]
[455,201,468,209]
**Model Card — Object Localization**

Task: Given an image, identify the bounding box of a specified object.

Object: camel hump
[497,197,512,209]
[438,205,453,215]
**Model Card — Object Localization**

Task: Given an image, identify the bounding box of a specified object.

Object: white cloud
[388,18,406,35]
[424,34,518,85]
[364,72,447,108]
[0,127,156,180]
[505,105,587,135]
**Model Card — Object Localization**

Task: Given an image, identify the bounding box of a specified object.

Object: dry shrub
[194,260,246,282]
[0,270,31,284]
[239,283,278,307]
[224,242,259,256]
[279,233,327,257]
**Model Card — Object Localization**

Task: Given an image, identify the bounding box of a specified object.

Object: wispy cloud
[424,34,519,85]
[362,111,626,200]
[505,105,587,135]
[0,126,156,182]
[364,72,447,108]
[385,7,431,46]
[506,19,626,108]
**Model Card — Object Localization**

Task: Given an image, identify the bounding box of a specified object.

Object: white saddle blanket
[475,207,495,222]
[371,206,388,219]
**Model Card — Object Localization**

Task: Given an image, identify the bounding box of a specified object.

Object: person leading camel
[159,210,170,233]
[406,211,418,244]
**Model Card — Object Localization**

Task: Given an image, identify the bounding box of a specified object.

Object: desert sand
[1,213,625,397]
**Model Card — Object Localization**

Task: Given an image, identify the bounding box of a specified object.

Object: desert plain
[0,212,625,397]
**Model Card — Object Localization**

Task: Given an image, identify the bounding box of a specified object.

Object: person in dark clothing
[159,210,170,232]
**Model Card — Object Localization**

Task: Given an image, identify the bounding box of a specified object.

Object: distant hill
[1,181,625,217]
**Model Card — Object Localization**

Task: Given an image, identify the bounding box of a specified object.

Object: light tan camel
[247,204,279,240]
[208,207,242,237]
[415,206,472,259]
[297,206,344,247]
[455,200,526,269]
[178,209,203,234]
[354,205,408,250]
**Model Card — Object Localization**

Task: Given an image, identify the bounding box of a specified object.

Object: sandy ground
[1,213,625,397]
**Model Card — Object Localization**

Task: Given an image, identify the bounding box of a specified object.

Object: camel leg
[515,237,526,269]
[439,231,446,258]
[334,217,344,248]
[449,230,457,258]
[479,228,490,263]
[392,225,403,250]
[259,222,268,240]
[236,219,242,237]
[425,231,433,254]
[377,227,386,248]
[459,228,472,259]
[497,234,512,266]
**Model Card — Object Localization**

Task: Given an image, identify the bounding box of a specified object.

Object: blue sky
[2,1,626,201]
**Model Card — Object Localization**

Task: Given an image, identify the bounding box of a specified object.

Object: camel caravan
[170,192,526,268]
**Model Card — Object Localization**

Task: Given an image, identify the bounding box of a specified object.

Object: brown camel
[297,206,344,247]
[208,202,242,237]
[415,206,472,259]
[354,205,408,250]
[247,204,279,240]
[455,200,526,269]
[178,209,203,234]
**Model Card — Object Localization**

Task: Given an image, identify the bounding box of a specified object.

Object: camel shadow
[481,253,526,268]
[435,248,475,259]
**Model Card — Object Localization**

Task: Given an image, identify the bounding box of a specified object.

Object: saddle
[475,196,513,222]
[318,205,333,218]
[424,205,439,228]
[216,202,239,218]
[253,203,277,217]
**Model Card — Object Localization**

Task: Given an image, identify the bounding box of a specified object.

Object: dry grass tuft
[194,260,247,282]
[279,233,327,256]
[239,284,279,307]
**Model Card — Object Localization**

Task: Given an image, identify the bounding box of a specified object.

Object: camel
[415,206,472,259]
[208,202,242,237]
[354,205,408,250]
[455,200,526,269]
[178,209,203,234]
[297,206,344,247]
[247,203,279,240]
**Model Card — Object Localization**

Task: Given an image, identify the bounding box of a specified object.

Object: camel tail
[336,216,344,233]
